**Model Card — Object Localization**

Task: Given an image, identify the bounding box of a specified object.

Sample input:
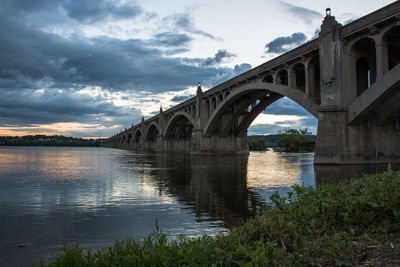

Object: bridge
[102,2,400,165]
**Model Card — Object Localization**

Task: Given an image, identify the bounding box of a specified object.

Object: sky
[0,0,396,138]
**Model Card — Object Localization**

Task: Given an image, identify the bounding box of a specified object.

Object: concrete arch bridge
[103,2,400,165]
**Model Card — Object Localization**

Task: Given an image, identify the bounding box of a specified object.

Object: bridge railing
[341,1,400,38]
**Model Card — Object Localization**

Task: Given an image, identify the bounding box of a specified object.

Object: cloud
[312,29,320,40]
[0,15,244,94]
[233,64,252,75]
[3,0,143,25]
[263,97,312,116]
[62,0,143,24]
[152,32,192,47]
[265,32,307,54]
[338,13,358,25]
[203,63,252,88]
[171,94,195,102]
[0,3,251,136]
[0,1,251,137]
[202,50,236,66]
[248,115,317,135]
[164,13,216,39]
[0,89,134,127]
[280,2,322,25]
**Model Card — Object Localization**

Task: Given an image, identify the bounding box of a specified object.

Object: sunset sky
[0,0,396,138]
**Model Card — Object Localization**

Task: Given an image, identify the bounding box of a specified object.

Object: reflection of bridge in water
[120,153,263,227]
[116,152,396,228]
[104,3,400,165]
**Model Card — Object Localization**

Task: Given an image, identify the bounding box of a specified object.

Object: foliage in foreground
[248,138,268,151]
[274,128,315,152]
[35,168,400,266]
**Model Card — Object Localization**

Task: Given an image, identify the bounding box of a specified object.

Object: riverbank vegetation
[35,167,400,266]
[274,128,315,152]
[0,135,101,146]
[248,138,268,151]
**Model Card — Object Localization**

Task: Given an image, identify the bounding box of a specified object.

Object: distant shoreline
[0,135,101,147]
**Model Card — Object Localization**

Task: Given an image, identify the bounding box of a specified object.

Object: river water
[0,146,391,266]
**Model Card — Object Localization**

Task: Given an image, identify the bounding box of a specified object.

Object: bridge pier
[196,135,248,154]
[314,107,348,164]
[315,107,400,165]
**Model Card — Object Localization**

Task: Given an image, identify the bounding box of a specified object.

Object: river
[0,146,391,266]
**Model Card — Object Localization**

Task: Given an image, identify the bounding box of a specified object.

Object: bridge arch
[263,74,274,83]
[127,132,132,145]
[292,63,306,92]
[276,69,289,85]
[145,123,160,143]
[306,55,321,104]
[163,112,196,140]
[203,82,317,137]
[381,26,400,71]
[350,37,377,96]
[134,129,142,143]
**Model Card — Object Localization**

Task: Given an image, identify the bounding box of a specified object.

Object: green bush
[274,128,315,152]
[35,167,400,266]
[248,138,268,151]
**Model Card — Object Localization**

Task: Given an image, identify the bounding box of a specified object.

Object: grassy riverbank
[35,167,400,266]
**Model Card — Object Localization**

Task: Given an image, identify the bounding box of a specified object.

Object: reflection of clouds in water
[247,151,315,201]
[0,147,317,266]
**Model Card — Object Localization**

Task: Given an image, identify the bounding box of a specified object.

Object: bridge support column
[155,134,163,152]
[376,41,388,78]
[191,129,203,152]
[315,107,400,164]
[197,134,248,154]
[314,107,349,164]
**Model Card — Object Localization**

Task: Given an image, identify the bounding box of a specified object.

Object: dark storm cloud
[62,0,142,24]
[265,32,307,54]
[0,1,250,135]
[202,50,236,66]
[163,48,191,56]
[0,89,136,127]
[152,32,192,47]
[3,0,143,25]
[280,2,322,25]
[0,14,241,94]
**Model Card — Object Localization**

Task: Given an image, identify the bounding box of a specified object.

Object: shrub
[248,138,268,151]
[274,128,315,152]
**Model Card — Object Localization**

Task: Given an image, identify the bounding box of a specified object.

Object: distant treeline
[248,135,282,148]
[0,135,102,147]
[248,129,316,152]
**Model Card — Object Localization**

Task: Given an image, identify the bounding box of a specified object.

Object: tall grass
[35,167,400,266]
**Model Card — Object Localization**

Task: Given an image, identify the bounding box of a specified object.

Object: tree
[274,128,315,152]
[248,138,268,151]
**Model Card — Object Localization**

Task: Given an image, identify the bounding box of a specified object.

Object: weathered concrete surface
[102,2,400,165]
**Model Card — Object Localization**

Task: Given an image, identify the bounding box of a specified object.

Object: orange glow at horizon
[0,122,121,138]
